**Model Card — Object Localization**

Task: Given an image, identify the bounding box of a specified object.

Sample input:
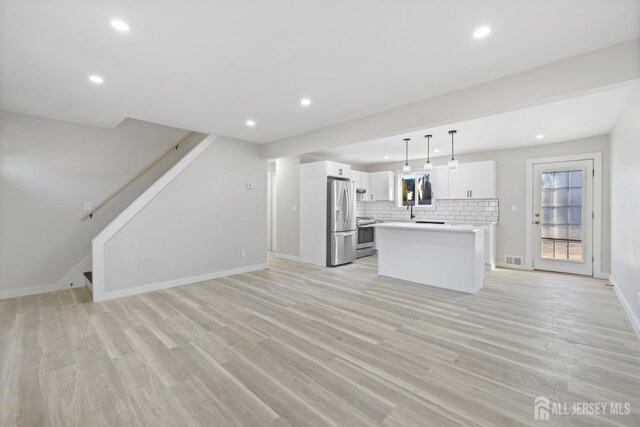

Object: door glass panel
[542,239,555,258]
[555,188,568,205]
[569,171,582,187]
[568,188,582,205]
[554,241,568,258]
[569,242,582,261]
[554,172,568,187]
[540,169,583,261]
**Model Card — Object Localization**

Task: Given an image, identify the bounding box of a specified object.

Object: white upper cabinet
[431,166,449,200]
[368,171,394,201]
[446,160,496,199]
[325,161,351,179]
[351,170,362,187]
[448,164,472,199]
[470,161,497,198]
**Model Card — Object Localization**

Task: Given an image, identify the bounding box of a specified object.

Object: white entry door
[532,160,593,275]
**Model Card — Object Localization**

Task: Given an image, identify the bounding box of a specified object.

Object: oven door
[356,226,375,249]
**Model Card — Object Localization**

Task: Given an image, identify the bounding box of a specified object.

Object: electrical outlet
[84,202,92,211]
[240,249,246,258]
[511,205,517,212]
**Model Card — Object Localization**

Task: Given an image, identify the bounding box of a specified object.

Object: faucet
[407,204,415,219]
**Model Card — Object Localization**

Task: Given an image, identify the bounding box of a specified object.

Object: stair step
[84,271,93,284]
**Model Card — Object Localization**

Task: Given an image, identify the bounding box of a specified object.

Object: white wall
[610,84,640,335]
[102,136,267,294]
[367,135,611,273]
[0,110,195,298]
[275,156,300,257]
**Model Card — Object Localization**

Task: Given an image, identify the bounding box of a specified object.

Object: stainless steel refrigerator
[327,179,357,266]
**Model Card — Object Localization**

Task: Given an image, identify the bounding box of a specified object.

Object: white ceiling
[1,0,639,143]
[308,84,635,165]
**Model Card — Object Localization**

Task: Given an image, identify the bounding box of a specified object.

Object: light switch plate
[84,202,92,211]
[511,205,517,212]
[292,205,297,212]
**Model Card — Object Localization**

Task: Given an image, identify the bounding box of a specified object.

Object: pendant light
[448,130,458,170]
[402,138,411,173]
[423,134,433,172]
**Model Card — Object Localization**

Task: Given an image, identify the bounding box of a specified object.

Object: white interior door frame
[525,152,604,278]
[271,171,277,252]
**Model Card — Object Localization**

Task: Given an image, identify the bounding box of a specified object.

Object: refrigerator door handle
[335,230,356,236]
[345,185,350,226]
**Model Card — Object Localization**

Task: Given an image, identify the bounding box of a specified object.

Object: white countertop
[374,217,497,225]
[372,222,481,233]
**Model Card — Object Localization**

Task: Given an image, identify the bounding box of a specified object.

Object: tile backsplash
[356,199,499,222]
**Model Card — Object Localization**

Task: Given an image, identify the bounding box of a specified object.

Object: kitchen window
[398,172,434,208]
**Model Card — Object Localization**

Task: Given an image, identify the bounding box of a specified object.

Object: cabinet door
[370,171,394,201]
[369,172,380,200]
[431,166,449,199]
[448,164,471,199]
[361,172,370,195]
[326,161,351,179]
[470,161,496,198]
[351,170,362,188]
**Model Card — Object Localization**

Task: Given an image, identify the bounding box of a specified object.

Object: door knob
[534,220,540,225]
[534,213,540,217]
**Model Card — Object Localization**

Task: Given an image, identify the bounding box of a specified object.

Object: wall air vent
[505,255,523,267]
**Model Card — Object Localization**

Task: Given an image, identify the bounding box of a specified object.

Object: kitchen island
[373,222,485,293]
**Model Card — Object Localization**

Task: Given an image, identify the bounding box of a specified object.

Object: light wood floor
[1,255,639,426]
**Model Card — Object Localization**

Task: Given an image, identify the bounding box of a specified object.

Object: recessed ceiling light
[384,156,389,159]
[300,98,311,106]
[434,148,440,153]
[246,120,256,127]
[89,75,104,84]
[473,26,491,39]
[536,134,545,139]
[110,19,130,32]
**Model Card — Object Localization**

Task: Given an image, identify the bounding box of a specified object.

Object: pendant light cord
[404,139,409,165]
[403,138,410,166]
[451,133,454,160]
[449,130,457,160]
[425,135,431,163]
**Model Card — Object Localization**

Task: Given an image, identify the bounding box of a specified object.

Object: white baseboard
[273,253,300,262]
[0,283,63,300]
[94,263,268,302]
[610,275,640,339]
[0,256,91,301]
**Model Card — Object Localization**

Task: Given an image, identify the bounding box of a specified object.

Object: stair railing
[81,131,194,220]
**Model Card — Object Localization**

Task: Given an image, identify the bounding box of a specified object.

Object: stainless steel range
[356,217,376,258]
